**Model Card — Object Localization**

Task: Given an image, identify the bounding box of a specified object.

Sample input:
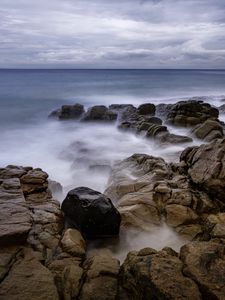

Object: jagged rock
[49,103,85,119]
[180,241,225,299]
[166,100,219,127]
[180,138,225,204]
[80,254,120,300]
[137,103,155,115]
[61,228,86,257]
[105,153,215,236]
[61,187,121,238]
[192,119,224,141]
[119,247,201,299]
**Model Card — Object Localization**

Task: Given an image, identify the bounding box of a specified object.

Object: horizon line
[0,68,225,71]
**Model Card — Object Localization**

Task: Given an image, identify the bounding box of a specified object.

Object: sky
[1,0,225,69]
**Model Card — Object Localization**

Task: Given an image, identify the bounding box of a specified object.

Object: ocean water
[1,69,225,258]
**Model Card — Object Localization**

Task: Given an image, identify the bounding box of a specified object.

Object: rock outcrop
[192,119,224,142]
[165,100,219,127]
[119,247,202,299]
[62,187,121,238]
[105,152,217,239]
[81,105,117,122]
[49,104,85,120]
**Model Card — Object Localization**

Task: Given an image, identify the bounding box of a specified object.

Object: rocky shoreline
[1,99,225,299]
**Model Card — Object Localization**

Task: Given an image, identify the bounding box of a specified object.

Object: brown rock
[0,249,59,300]
[61,228,86,257]
[80,254,120,300]
[120,248,201,299]
[180,241,225,299]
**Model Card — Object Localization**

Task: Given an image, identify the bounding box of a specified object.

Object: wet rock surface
[61,187,121,238]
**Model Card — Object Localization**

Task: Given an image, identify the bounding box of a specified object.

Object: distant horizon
[1,68,225,71]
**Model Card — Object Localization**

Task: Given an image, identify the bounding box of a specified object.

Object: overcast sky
[1,0,225,68]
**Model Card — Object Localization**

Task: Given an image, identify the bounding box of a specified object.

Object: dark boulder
[61,187,121,239]
[137,103,155,115]
[49,104,85,120]
[166,100,219,127]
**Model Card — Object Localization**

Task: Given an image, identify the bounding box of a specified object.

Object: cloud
[0,0,225,68]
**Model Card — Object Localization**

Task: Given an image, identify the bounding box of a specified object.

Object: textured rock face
[0,177,31,246]
[180,138,225,204]
[192,119,224,142]
[1,163,225,299]
[166,100,219,127]
[105,153,215,237]
[119,247,202,300]
[80,254,120,300]
[62,187,121,238]
[180,241,225,300]
[0,248,59,300]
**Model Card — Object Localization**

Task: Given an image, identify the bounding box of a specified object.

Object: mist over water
[1,69,225,260]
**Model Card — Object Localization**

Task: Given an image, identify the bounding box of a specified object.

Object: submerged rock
[61,187,121,238]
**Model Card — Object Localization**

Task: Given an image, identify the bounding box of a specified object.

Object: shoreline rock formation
[1,99,225,299]
[49,99,225,145]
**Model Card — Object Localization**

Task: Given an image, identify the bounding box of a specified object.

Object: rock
[61,228,86,257]
[0,165,27,179]
[180,138,225,204]
[165,204,199,227]
[20,169,49,195]
[192,119,224,141]
[119,248,201,299]
[0,177,31,246]
[49,103,85,120]
[0,249,59,300]
[166,100,219,127]
[180,241,225,299]
[80,254,120,300]
[48,254,83,300]
[137,103,155,115]
[82,105,117,122]
[61,187,121,238]
[109,104,134,111]
[156,132,193,144]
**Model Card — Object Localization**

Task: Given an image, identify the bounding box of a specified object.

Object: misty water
[1,69,225,260]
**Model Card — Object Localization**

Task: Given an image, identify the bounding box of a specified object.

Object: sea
[1,69,225,258]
